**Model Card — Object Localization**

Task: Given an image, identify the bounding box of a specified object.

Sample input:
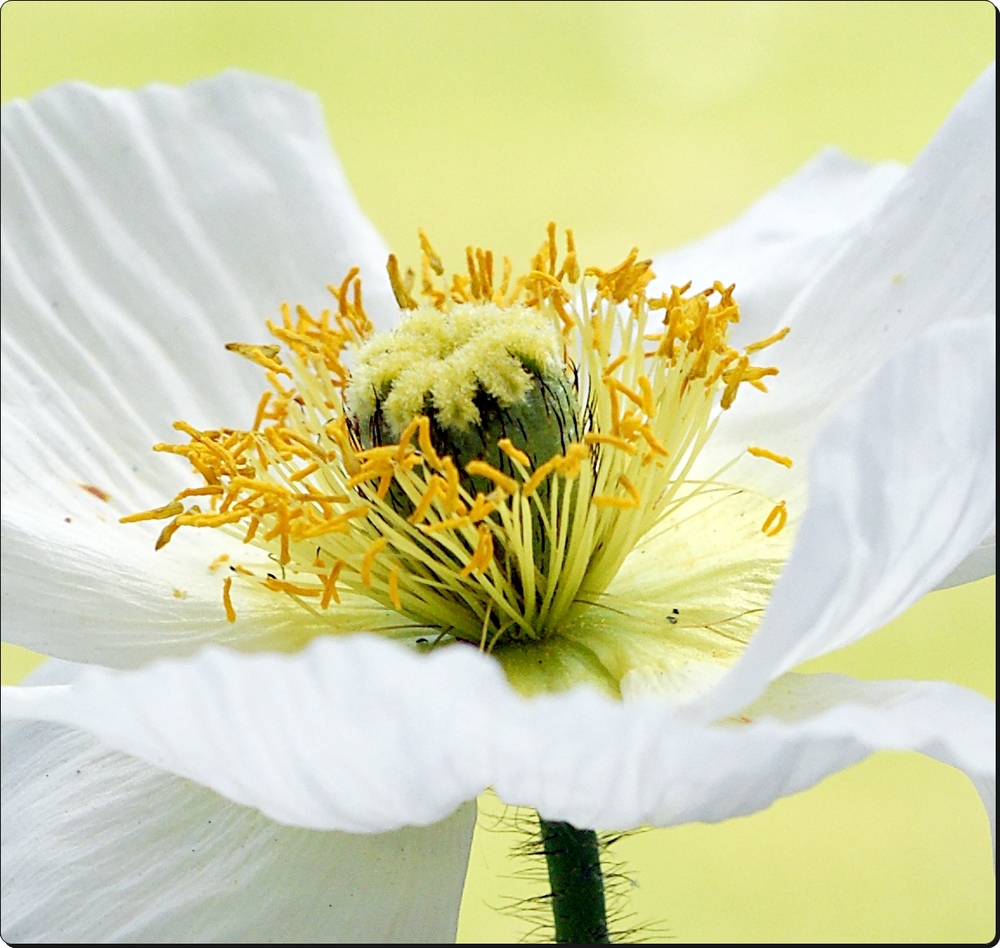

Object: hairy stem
[540,818,610,943]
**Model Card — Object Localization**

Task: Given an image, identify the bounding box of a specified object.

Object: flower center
[124,225,793,685]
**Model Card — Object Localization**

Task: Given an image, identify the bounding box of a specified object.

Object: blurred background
[1,1,994,941]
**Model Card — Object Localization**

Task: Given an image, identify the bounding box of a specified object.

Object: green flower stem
[539,818,611,944]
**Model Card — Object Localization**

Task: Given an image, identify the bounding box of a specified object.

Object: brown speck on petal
[80,483,111,502]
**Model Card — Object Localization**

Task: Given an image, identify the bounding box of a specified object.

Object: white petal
[693,315,995,721]
[739,672,996,856]
[934,528,996,590]
[2,636,993,843]
[651,147,904,348]
[1,720,475,943]
[705,63,995,500]
[1,72,396,663]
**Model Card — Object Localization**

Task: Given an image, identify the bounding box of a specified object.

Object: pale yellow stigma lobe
[347,301,563,438]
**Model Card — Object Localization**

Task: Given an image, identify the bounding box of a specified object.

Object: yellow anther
[762,500,788,537]
[356,445,401,463]
[498,438,530,467]
[637,375,655,417]
[551,295,576,336]
[466,247,482,300]
[155,517,182,550]
[388,564,402,609]
[465,460,519,495]
[208,554,230,572]
[329,272,353,318]
[289,461,320,482]
[747,446,794,468]
[178,510,247,528]
[408,476,444,525]
[321,560,345,608]
[361,537,388,586]
[417,416,444,471]
[263,578,322,598]
[387,254,418,310]
[745,326,791,354]
[376,471,393,500]
[606,378,646,413]
[265,371,295,400]
[555,443,589,479]
[423,514,472,534]
[347,460,393,489]
[639,425,669,456]
[523,457,559,497]
[243,517,260,543]
[225,342,289,376]
[222,577,237,623]
[418,229,444,276]
[252,391,272,431]
[460,525,495,577]
[279,428,327,459]
[176,486,224,500]
[602,353,629,376]
[619,475,641,508]
[441,456,461,511]
[119,500,184,524]
[721,355,749,410]
[467,493,497,522]
[584,432,638,455]
[593,474,641,510]
[395,416,421,462]
[296,506,369,539]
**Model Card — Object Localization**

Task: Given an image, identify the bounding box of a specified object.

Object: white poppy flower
[1,64,994,943]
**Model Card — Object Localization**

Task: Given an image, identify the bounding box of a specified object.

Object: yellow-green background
[1,1,994,941]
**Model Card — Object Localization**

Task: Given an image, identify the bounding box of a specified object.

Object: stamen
[289,461,320,482]
[523,457,560,497]
[417,417,444,471]
[388,565,402,609]
[408,476,444,525]
[362,537,388,586]
[155,518,182,550]
[745,326,791,353]
[119,500,184,523]
[466,460,519,495]
[224,342,288,376]
[747,446,794,468]
[498,438,530,467]
[584,432,638,455]
[222,577,237,623]
[386,253,420,309]
[761,500,788,537]
[460,524,495,577]
[321,560,345,608]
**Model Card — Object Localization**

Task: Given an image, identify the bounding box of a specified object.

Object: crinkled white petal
[0,720,474,943]
[1,71,397,663]
[704,62,995,502]
[694,315,995,721]
[1,636,993,841]
[651,146,904,349]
